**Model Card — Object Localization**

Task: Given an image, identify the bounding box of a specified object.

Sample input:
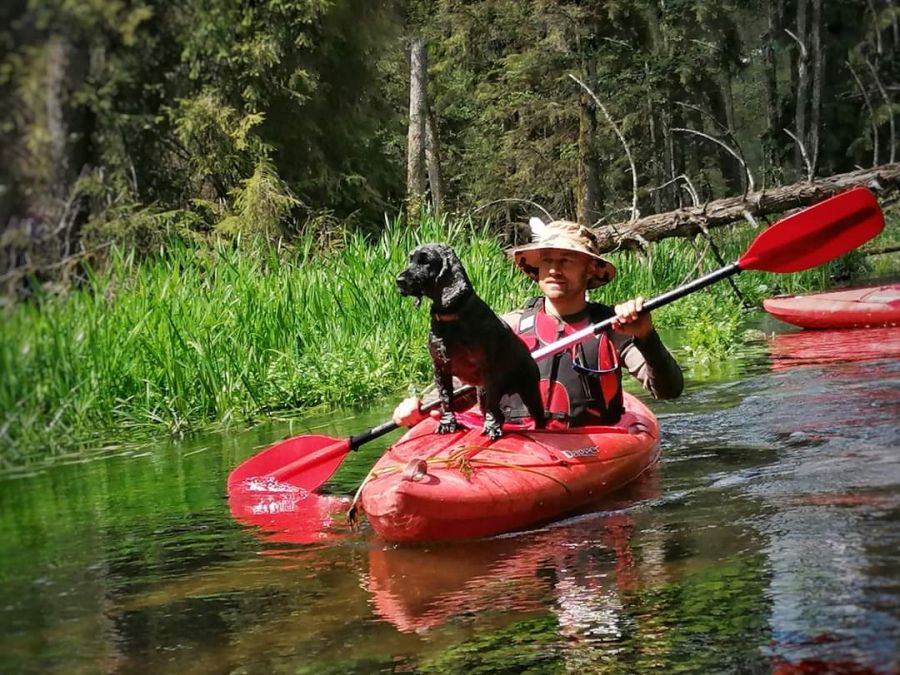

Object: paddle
[227,186,884,493]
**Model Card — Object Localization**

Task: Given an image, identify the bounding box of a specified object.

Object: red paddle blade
[738,187,884,273]
[228,490,349,546]
[226,434,351,492]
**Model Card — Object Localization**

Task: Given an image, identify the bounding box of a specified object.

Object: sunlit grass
[1,207,896,466]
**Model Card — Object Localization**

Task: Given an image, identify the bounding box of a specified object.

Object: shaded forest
[1,0,897,289]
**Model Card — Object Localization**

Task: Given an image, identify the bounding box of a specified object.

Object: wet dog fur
[396,243,546,440]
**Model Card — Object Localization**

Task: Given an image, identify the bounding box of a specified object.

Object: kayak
[763,284,900,329]
[357,392,660,543]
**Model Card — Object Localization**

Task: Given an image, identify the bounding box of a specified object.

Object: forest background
[1,0,898,464]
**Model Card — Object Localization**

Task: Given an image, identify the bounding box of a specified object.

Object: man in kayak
[393,218,683,428]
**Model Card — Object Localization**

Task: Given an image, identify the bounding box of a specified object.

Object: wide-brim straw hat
[509,218,616,290]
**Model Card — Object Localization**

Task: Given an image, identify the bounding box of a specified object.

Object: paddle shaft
[532,262,742,361]
[234,187,885,489]
[264,387,474,483]
[344,261,742,454]
[345,385,476,450]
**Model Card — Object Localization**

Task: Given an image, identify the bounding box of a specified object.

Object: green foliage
[168,91,272,200]
[1,0,894,255]
[5,210,886,467]
[0,215,504,465]
[216,160,301,236]
[0,0,403,246]
[1,1,897,465]
[680,294,743,363]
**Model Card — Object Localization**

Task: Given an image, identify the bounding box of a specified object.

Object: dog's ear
[433,245,472,308]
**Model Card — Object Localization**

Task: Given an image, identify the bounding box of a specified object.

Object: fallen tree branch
[861,244,900,256]
[783,128,814,182]
[592,163,900,253]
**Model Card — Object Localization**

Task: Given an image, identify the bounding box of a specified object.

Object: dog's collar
[431,312,460,322]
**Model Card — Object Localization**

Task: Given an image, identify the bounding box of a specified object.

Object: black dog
[396,243,546,440]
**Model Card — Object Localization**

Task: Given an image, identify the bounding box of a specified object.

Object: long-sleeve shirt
[415,304,683,415]
[501,306,684,400]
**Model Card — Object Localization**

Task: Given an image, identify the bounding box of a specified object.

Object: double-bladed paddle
[227,186,884,493]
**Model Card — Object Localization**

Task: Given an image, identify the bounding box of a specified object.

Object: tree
[406,35,428,220]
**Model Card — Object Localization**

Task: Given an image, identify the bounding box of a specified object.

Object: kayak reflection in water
[768,326,900,372]
[364,469,662,635]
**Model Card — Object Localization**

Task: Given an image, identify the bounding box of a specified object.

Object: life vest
[514,297,624,428]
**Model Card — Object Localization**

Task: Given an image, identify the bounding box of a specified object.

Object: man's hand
[613,296,654,339]
[392,396,425,427]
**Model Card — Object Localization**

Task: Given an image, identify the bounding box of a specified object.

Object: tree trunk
[666,105,683,209]
[577,59,603,225]
[764,0,781,135]
[44,33,91,261]
[714,74,744,194]
[866,0,884,57]
[794,0,810,177]
[592,164,900,253]
[808,0,824,176]
[424,103,443,216]
[406,35,427,222]
[889,0,900,48]
[763,0,782,177]
[847,61,879,166]
[45,34,89,215]
[648,104,662,213]
[684,102,703,189]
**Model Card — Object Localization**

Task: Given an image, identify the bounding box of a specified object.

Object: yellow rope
[352,425,649,514]
[356,443,575,493]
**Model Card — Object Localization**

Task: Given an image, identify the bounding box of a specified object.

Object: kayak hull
[763,284,900,329]
[358,393,660,542]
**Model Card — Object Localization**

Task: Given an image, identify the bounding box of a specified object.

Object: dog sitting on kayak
[396,243,546,440]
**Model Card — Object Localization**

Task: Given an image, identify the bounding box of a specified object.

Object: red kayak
[357,393,660,543]
[763,284,900,329]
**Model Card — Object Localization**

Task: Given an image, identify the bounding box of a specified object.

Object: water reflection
[227,482,350,547]
[768,325,900,371]
[364,471,660,636]
[2,326,899,673]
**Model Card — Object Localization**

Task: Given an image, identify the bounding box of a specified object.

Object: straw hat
[510,218,616,289]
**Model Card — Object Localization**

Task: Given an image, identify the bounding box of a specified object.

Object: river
[1,321,898,674]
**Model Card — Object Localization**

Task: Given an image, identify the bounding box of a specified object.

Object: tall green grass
[1,209,896,466]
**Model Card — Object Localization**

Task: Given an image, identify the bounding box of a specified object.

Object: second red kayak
[357,393,660,543]
[763,283,900,329]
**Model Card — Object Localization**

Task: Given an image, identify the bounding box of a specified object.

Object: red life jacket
[515,297,624,428]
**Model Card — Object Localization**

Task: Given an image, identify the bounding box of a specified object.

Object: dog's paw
[436,413,460,434]
[482,415,503,441]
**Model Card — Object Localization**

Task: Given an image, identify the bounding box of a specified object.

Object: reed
[0,211,892,465]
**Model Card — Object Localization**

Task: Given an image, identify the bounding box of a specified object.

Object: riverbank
[2,212,897,467]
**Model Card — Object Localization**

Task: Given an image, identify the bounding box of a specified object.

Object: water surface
[1,323,898,673]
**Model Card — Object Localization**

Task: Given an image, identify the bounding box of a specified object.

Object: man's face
[537,249,592,300]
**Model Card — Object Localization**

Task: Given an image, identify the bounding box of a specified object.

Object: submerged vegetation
[3,210,897,467]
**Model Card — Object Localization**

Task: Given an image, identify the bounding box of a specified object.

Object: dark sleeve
[616,329,684,400]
